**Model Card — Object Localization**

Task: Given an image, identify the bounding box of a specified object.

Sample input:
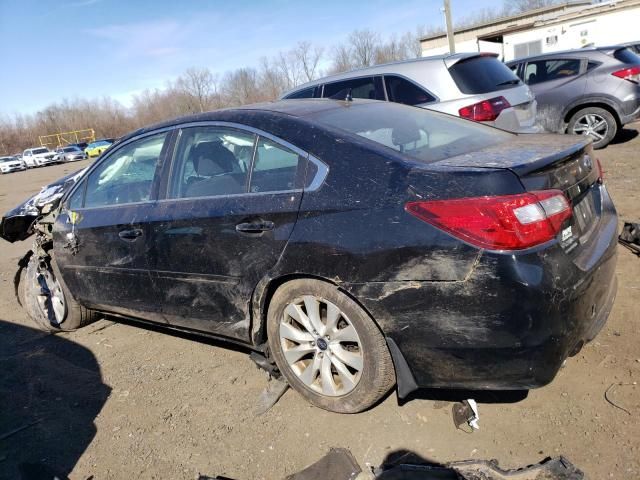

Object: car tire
[266,279,395,413]
[19,252,98,332]
[567,107,617,149]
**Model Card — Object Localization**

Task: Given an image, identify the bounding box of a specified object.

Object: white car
[22,147,58,168]
[54,146,88,162]
[0,156,27,174]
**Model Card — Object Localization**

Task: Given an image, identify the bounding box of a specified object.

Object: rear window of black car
[613,48,640,64]
[449,56,521,94]
[310,101,510,163]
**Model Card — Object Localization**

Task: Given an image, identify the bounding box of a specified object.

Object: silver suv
[281,53,538,133]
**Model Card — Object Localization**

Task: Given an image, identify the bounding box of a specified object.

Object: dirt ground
[1,127,639,480]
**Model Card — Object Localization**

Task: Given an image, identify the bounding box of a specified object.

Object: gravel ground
[0,127,639,480]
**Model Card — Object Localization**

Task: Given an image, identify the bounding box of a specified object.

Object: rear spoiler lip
[443,52,499,69]
[432,134,592,177]
[506,136,592,177]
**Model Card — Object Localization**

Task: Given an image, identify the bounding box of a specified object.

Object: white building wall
[503,6,640,61]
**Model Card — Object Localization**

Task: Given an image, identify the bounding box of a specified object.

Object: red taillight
[458,96,511,122]
[612,65,640,84]
[405,190,572,251]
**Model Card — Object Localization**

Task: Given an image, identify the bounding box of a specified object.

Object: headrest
[192,141,236,176]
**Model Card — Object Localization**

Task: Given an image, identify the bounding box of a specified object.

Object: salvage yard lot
[1,126,639,479]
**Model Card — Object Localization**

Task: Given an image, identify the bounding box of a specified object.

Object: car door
[52,130,174,322]
[523,57,587,132]
[147,124,308,341]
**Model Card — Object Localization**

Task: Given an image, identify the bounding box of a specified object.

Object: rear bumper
[345,186,619,391]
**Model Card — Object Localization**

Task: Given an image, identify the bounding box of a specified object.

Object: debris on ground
[604,382,636,416]
[254,376,289,416]
[375,455,585,479]
[618,221,640,256]
[201,449,586,479]
[286,448,361,480]
[452,399,480,432]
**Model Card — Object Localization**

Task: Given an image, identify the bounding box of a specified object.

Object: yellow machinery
[39,128,96,149]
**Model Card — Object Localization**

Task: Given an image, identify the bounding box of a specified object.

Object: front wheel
[267,279,395,413]
[567,107,617,149]
[19,253,98,332]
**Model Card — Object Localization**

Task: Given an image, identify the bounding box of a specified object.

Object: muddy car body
[1,100,618,413]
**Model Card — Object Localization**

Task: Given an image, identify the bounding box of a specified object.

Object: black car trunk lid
[434,134,602,247]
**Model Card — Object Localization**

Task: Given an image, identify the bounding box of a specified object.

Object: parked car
[22,147,57,167]
[0,156,26,173]
[84,139,114,158]
[507,46,640,148]
[281,53,538,133]
[1,100,617,413]
[54,145,88,162]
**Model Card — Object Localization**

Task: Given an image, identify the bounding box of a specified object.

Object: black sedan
[1,100,618,413]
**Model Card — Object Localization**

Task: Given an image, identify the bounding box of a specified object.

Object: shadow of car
[0,319,110,479]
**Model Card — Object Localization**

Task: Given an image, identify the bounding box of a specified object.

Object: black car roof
[119,99,376,143]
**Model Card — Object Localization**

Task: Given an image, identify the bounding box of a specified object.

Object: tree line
[0,0,559,154]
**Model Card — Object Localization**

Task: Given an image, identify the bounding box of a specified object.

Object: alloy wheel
[572,113,609,143]
[36,268,66,326]
[279,295,363,397]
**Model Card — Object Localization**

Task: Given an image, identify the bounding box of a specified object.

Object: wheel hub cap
[572,113,608,143]
[279,295,363,397]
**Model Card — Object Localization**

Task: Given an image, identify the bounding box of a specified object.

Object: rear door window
[384,75,435,105]
[524,59,581,85]
[322,76,385,100]
[448,56,522,94]
[250,138,304,193]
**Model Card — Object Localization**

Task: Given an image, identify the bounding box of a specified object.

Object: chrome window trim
[155,188,304,204]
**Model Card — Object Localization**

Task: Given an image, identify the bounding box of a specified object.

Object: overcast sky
[0,0,496,114]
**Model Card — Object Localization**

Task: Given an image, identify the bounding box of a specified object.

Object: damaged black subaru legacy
[1,100,618,413]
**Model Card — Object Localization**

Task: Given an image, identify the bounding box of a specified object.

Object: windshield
[32,148,48,154]
[0,157,15,163]
[63,147,79,152]
[309,101,511,163]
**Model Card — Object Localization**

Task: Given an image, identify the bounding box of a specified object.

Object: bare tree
[258,57,287,100]
[503,0,559,15]
[375,34,413,64]
[294,41,324,82]
[222,68,262,106]
[348,29,380,68]
[174,67,217,113]
[329,44,354,74]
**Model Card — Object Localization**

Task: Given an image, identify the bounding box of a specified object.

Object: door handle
[235,220,275,235]
[118,228,143,241]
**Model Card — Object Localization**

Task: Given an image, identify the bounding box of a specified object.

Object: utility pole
[443,0,456,54]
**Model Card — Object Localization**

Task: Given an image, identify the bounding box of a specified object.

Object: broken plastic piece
[452,399,480,431]
[254,376,289,416]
